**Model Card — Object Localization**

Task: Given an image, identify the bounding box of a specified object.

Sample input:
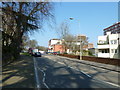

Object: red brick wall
[58,54,120,66]
[53,45,65,53]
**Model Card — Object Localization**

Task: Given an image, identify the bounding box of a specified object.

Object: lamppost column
[118,37,120,58]
[78,20,82,60]
[69,18,82,60]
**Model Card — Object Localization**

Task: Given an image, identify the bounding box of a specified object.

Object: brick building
[83,43,94,50]
[53,44,65,53]
[48,39,65,53]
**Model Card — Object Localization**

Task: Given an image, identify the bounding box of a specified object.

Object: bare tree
[27,39,38,48]
[56,21,89,54]
[36,46,47,51]
[62,34,76,53]
[56,21,70,39]
[75,35,89,55]
[56,21,76,53]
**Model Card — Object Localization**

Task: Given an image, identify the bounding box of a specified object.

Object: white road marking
[78,71,91,78]
[56,61,92,78]
[35,57,49,89]
[33,57,41,89]
[38,69,49,89]
[98,80,120,88]
[50,58,120,88]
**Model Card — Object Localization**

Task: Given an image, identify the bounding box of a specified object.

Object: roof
[51,38,60,40]
[104,22,120,30]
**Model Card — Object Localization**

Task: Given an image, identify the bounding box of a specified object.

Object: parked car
[52,52,58,55]
[33,52,42,57]
[46,52,53,55]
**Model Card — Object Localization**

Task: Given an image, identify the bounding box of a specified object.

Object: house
[48,39,65,53]
[97,32,120,59]
[66,34,94,55]
[53,44,65,54]
[48,35,94,55]
[76,35,94,49]
[82,43,94,50]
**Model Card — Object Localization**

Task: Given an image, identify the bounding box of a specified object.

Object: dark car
[52,52,58,55]
[33,52,42,57]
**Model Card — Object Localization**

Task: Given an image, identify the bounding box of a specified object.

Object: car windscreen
[36,52,41,55]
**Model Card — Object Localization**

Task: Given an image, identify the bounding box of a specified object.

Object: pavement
[1,55,35,88]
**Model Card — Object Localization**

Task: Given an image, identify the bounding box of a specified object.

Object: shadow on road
[36,56,118,88]
[55,56,119,85]
[2,55,35,88]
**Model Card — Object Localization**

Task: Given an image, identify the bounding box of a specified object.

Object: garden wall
[58,54,120,66]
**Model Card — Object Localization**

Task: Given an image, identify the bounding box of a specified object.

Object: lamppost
[69,17,82,60]
[118,37,120,58]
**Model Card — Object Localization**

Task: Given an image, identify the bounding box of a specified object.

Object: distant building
[48,39,65,53]
[88,48,98,56]
[104,22,120,35]
[48,35,94,54]
[97,32,120,59]
[83,43,94,50]
[65,34,94,55]
[76,35,94,50]
[53,44,65,53]
[48,39,62,46]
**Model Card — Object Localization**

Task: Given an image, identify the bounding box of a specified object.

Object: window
[111,40,117,44]
[114,40,117,44]
[102,50,104,53]
[105,49,109,53]
[57,42,60,44]
[111,27,114,29]
[111,49,117,53]
[115,25,117,28]
[111,49,114,53]
[99,49,109,53]
[115,49,117,53]
[99,40,104,44]
[99,50,102,53]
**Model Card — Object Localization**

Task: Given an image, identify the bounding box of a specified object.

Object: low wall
[58,54,120,66]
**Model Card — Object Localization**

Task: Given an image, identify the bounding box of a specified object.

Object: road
[33,54,119,89]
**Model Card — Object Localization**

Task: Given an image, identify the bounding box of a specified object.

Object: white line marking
[54,61,91,77]
[51,59,120,88]
[40,69,49,89]
[33,57,41,89]
[98,79,120,88]
[35,59,49,89]
[80,71,91,78]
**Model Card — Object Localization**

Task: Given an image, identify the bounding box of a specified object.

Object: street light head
[69,18,74,20]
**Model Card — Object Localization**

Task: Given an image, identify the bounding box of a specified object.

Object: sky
[29,2,118,48]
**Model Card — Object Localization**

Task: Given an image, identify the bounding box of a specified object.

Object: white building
[97,32,120,59]
[48,39,63,52]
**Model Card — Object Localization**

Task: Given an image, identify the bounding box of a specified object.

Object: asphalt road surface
[33,54,119,89]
